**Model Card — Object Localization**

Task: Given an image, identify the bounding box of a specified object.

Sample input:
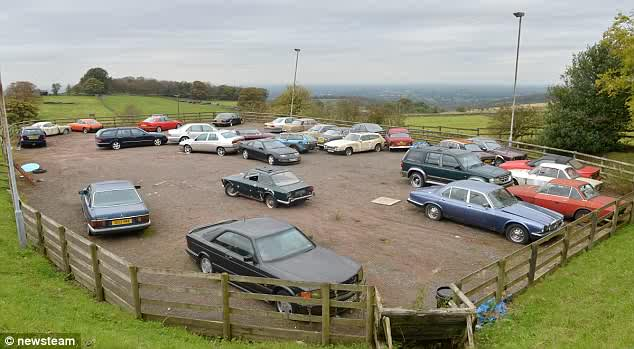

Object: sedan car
[408,180,564,244]
[68,119,103,133]
[79,180,151,235]
[500,154,601,179]
[31,122,70,136]
[166,123,216,143]
[222,167,314,208]
[264,117,296,133]
[510,163,603,190]
[302,124,337,138]
[19,128,46,147]
[185,217,362,314]
[180,130,243,156]
[507,179,617,220]
[282,118,317,132]
[438,139,497,164]
[138,114,182,132]
[212,113,242,127]
[234,128,274,141]
[385,128,413,150]
[275,133,317,153]
[350,123,385,136]
[317,128,350,149]
[95,127,167,150]
[323,132,385,156]
[467,137,528,162]
[240,139,301,165]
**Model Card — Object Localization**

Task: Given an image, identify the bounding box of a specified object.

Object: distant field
[39,96,114,119]
[404,114,493,130]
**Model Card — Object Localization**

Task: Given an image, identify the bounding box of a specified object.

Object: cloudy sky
[0,0,629,89]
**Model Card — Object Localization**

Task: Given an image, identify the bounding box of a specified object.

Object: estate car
[438,139,497,164]
[95,127,167,150]
[323,132,385,156]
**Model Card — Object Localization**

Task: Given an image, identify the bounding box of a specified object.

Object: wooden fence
[19,201,375,346]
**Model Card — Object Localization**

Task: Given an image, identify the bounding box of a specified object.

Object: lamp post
[175,94,180,117]
[289,48,301,117]
[508,11,525,147]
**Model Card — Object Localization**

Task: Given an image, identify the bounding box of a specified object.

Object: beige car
[302,123,337,138]
[323,132,385,156]
[282,118,317,132]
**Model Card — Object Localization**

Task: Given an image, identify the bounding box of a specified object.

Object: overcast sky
[0,0,629,89]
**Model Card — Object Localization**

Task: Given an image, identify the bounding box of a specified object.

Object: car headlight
[489,178,496,183]
[280,154,288,158]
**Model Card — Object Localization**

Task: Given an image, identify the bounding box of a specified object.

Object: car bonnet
[501,201,562,225]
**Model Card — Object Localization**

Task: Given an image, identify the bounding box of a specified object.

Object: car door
[534,183,573,216]
[209,231,264,291]
[117,129,135,147]
[130,128,152,145]
[251,141,265,160]
[188,125,203,139]
[191,133,209,152]
[423,152,444,183]
[464,190,497,230]
[241,171,260,198]
[205,133,220,153]
[441,187,468,222]
[441,154,468,181]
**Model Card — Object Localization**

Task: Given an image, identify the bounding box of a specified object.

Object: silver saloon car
[167,123,217,143]
[179,131,244,156]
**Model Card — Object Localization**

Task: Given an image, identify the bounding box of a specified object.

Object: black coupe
[212,113,243,127]
[239,139,300,165]
[95,127,168,150]
[185,217,362,314]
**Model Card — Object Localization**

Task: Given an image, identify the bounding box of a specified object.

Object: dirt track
[15,124,517,308]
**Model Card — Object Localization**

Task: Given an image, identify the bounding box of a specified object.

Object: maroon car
[234,128,274,141]
[385,128,413,151]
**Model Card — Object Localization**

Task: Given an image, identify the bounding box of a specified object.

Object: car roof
[539,154,573,162]
[349,132,380,136]
[22,127,43,132]
[443,138,473,144]
[388,128,409,132]
[298,118,315,121]
[90,180,135,192]
[219,217,294,239]
[539,163,570,170]
[216,112,237,116]
[549,178,588,187]
[183,123,212,126]
[254,167,290,175]
[447,180,501,192]
[410,145,471,156]
[354,123,379,126]
[469,137,496,142]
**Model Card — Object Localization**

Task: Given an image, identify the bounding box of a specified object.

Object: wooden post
[57,226,71,273]
[221,273,231,339]
[383,316,393,349]
[495,259,506,303]
[128,265,142,319]
[35,211,45,253]
[561,227,570,266]
[321,283,331,345]
[452,281,462,306]
[365,286,375,346]
[588,213,598,250]
[610,201,618,236]
[528,244,538,285]
[90,244,104,301]
[629,201,634,224]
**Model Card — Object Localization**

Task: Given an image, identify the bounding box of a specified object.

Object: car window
[425,153,441,166]
[579,184,599,199]
[538,167,558,178]
[442,155,460,169]
[245,173,258,182]
[214,232,254,258]
[570,188,583,200]
[405,150,425,163]
[93,189,141,207]
[190,125,203,132]
[252,141,263,149]
[547,184,571,197]
[195,133,208,141]
[285,119,294,124]
[449,187,468,202]
[441,187,451,198]
[484,141,501,150]
[100,130,116,137]
[77,120,83,124]
[117,129,132,138]
[565,168,580,179]
[469,191,489,206]
[271,172,301,186]
[207,133,218,141]
[360,135,371,141]
[202,125,214,132]
[255,228,315,262]
[130,129,144,137]
[556,170,568,179]
[464,144,482,151]
[221,131,237,138]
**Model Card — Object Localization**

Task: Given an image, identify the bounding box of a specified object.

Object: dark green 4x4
[400,146,513,188]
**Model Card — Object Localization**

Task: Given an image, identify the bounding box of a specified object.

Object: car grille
[329,274,358,299]
[324,145,335,151]
[292,189,308,198]
[494,174,511,184]
[545,219,563,232]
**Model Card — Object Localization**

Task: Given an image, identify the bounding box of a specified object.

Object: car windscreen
[143,117,158,122]
[568,159,584,170]
[255,228,315,262]
[484,141,501,150]
[272,118,285,123]
[271,172,301,186]
[22,129,42,135]
[390,133,409,138]
[488,188,518,208]
[216,113,234,119]
[579,184,600,199]
[93,189,141,207]
[457,153,483,168]
[323,130,339,136]
[221,131,238,138]
[291,120,302,125]
[265,141,287,149]
[365,124,382,132]
[283,134,303,140]
[344,134,361,142]
[464,144,482,151]
[85,119,97,124]
[239,129,258,135]
[308,125,322,132]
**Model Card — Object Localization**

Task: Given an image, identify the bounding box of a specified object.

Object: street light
[508,11,525,146]
[289,48,301,117]
[175,94,180,117]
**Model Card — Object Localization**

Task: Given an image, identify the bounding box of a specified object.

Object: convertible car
[185,217,362,314]
[500,154,600,179]
[68,119,103,133]
[31,122,71,136]
[510,163,603,190]
[408,180,563,244]
[467,137,528,162]
[239,139,301,165]
[275,133,317,153]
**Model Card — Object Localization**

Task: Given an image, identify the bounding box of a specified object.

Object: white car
[511,163,603,190]
[323,132,385,156]
[31,122,70,136]
[167,123,216,143]
[179,130,243,156]
[264,117,296,133]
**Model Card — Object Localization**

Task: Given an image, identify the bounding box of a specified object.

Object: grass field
[38,96,114,119]
[477,224,634,349]
[404,114,493,130]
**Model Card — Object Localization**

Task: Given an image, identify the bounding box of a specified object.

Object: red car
[68,118,103,133]
[500,154,600,179]
[507,178,617,220]
[138,114,182,132]
[385,128,413,150]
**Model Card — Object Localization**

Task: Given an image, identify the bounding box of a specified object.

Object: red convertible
[507,178,616,220]
[385,128,413,150]
[138,114,182,132]
[499,154,600,179]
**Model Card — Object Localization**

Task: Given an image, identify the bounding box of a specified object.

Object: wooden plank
[98,247,129,268]
[321,283,331,345]
[69,255,93,278]
[101,274,132,304]
[448,283,475,310]
[100,261,132,285]
[65,230,92,249]
[527,244,538,285]
[221,273,231,339]
[561,226,570,266]
[231,324,321,344]
[66,241,93,265]
[536,252,562,272]
[229,291,322,306]
[505,272,529,290]
[41,214,61,231]
[36,211,45,253]
[90,244,104,301]
[139,282,217,297]
[538,238,563,256]
[103,286,134,313]
[505,258,530,276]
[496,259,506,303]
[474,290,496,306]
[45,248,65,270]
[464,276,497,298]
[330,299,366,310]
[365,286,374,346]
[70,264,96,291]
[20,202,37,215]
[330,333,366,345]
[142,297,222,313]
[228,274,364,292]
[129,265,142,319]
[142,314,224,337]
[230,307,327,323]
[383,316,393,349]
[42,226,62,245]
[138,267,221,282]
[588,213,598,250]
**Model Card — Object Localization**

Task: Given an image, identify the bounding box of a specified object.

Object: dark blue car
[275,133,317,153]
[407,180,564,244]
[79,180,151,235]
[19,128,47,147]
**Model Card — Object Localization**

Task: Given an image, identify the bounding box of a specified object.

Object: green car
[400,146,513,188]
[221,167,315,208]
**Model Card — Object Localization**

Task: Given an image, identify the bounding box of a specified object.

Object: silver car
[179,131,243,156]
[167,123,216,143]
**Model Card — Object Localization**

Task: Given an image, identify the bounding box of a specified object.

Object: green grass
[477,224,634,349]
[0,176,362,349]
[39,96,114,119]
[404,114,493,130]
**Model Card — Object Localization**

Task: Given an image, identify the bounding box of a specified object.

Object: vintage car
[438,139,497,164]
[350,123,385,136]
[500,154,601,179]
[137,114,183,132]
[507,179,617,220]
[317,128,350,149]
[95,127,167,150]
[282,118,317,133]
[79,180,151,235]
[264,117,296,133]
[185,217,362,313]
[68,119,103,133]
[222,167,314,208]
[180,130,243,156]
[510,163,603,190]
[302,124,337,138]
[166,123,216,143]
[275,133,317,153]
[467,137,528,162]
[239,139,301,165]
[323,132,385,156]
[31,122,71,136]
[384,128,413,150]
[233,128,274,141]
[408,180,564,244]
[400,146,513,188]
[212,113,242,127]
[19,127,46,147]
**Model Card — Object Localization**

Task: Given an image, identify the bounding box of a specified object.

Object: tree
[270,85,312,115]
[79,67,111,92]
[191,81,209,100]
[397,97,414,114]
[51,83,61,95]
[82,78,105,95]
[6,81,40,102]
[491,106,543,140]
[65,84,72,95]
[5,98,39,124]
[541,42,630,153]
[334,99,360,121]
[237,87,268,112]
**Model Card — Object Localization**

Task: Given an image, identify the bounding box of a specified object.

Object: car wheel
[374,144,382,152]
[224,183,239,197]
[156,126,162,133]
[242,150,249,159]
[112,141,121,150]
[199,256,213,273]
[265,194,278,209]
[574,209,591,221]
[82,128,89,134]
[63,128,69,135]
[154,138,163,146]
[217,147,226,156]
[425,204,442,221]
[275,289,298,314]
[409,172,424,188]
[179,136,189,143]
[345,147,353,156]
[505,224,529,244]
[183,145,193,154]
[229,120,233,126]
[268,155,275,165]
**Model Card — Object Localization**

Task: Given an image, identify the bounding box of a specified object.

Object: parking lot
[15,124,518,308]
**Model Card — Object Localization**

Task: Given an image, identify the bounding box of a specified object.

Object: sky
[0,0,630,89]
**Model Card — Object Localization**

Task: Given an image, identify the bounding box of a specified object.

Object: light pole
[176,94,180,117]
[508,11,524,146]
[289,48,301,117]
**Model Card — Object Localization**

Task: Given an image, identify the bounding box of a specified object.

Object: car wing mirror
[257,147,264,150]
[134,185,142,189]
[243,254,255,263]
[482,203,491,208]
[78,189,87,195]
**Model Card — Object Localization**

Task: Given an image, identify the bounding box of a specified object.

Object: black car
[222,167,314,208]
[19,128,46,147]
[185,217,363,314]
[316,128,350,149]
[213,113,242,127]
[239,139,300,165]
[350,123,385,136]
[95,127,168,150]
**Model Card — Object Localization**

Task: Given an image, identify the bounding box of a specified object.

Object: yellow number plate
[111,218,132,226]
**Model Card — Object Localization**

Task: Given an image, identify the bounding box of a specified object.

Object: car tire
[63,128,69,135]
[374,144,382,152]
[268,155,275,165]
[409,172,425,188]
[156,126,162,133]
[265,194,278,209]
[242,150,249,159]
[112,141,121,150]
[505,224,530,244]
[229,120,233,126]
[425,204,442,221]
[199,256,213,274]
[345,147,353,156]
[183,145,193,154]
[217,147,226,156]
[574,209,591,221]
[275,289,298,314]
[154,138,163,146]
[82,128,89,134]
[224,183,239,197]
[179,136,189,143]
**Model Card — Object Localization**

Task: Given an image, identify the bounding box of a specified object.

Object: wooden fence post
[561,228,570,266]
[610,201,619,236]
[128,265,142,319]
[321,283,331,345]
[35,211,45,253]
[365,286,375,346]
[629,201,634,224]
[57,226,71,274]
[221,273,231,339]
[588,213,598,250]
[90,243,104,301]
[495,259,506,303]
[528,244,538,285]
